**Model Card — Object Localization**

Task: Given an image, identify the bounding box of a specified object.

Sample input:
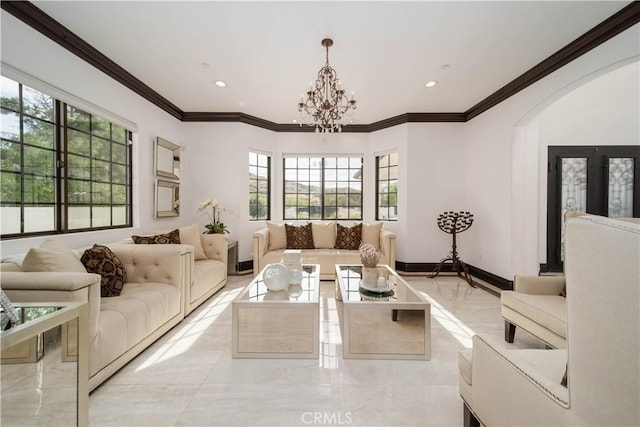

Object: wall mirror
[155,180,180,217]
[155,137,180,180]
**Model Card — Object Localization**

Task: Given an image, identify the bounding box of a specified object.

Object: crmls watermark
[301,411,353,425]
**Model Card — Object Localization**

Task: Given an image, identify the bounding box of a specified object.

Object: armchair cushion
[81,244,127,297]
[22,239,86,273]
[131,229,180,244]
[335,223,362,250]
[179,224,207,260]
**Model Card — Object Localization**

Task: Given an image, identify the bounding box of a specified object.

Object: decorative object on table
[297,38,357,133]
[198,198,234,234]
[282,249,302,270]
[429,211,475,287]
[359,243,388,292]
[262,263,289,291]
[0,290,19,328]
[287,282,303,299]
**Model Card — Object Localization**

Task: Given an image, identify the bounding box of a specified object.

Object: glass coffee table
[335,264,431,360]
[232,264,320,358]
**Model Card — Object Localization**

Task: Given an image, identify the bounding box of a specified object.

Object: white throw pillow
[361,222,383,249]
[179,224,208,260]
[312,222,336,249]
[267,222,286,250]
[22,240,87,273]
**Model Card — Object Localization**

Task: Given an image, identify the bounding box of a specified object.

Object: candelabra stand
[429,211,475,287]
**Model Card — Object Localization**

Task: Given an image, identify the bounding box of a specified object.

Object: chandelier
[297,38,357,133]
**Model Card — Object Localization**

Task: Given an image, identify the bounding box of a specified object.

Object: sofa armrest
[514,275,565,295]
[252,229,269,276]
[107,244,190,289]
[380,229,396,269]
[201,234,228,266]
[0,272,101,343]
[471,335,569,426]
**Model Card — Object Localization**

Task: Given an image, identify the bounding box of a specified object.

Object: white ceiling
[34,1,630,124]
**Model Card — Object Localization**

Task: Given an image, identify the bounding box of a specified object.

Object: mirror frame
[154,137,180,180]
[155,179,180,218]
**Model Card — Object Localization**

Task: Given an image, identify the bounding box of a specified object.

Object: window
[376,152,398,220]
[283,156,362,220]
[249,151,270,220]
[1,76,132,238]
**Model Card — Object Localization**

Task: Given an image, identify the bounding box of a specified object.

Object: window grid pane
[249,152,270,220]
[0,76,133,237]
[376,153,398,221]
[284,156,362,220]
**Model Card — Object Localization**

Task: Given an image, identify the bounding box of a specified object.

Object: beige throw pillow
[362,222,383,249]
[179,224,208,260]
[267,222,286,250]
[312,222,336,249]
[22,240,87,273]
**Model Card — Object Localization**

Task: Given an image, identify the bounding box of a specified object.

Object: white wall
[0,12,184,255]
[1,9,638,284]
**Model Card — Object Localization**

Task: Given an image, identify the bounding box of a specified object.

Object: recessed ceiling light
[425,81,438,88]
[441,64,450,70]
[201,62,210,68]
[292,119,298,123]
[215,80,227,87]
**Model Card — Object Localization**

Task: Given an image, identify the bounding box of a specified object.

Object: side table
[1,301,89,426]
[228,240,239,275]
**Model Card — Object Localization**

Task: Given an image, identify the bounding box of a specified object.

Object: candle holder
[429,211,475,287]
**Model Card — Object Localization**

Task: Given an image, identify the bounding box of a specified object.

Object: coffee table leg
[392,309,398,321]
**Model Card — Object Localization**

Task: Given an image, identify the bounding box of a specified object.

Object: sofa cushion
[131,229,180,244]
[362,222,383,249]
[458,348,473,386]
[312,222,336,249]
[335,223,362,250]
[81,244,128,297]
[286,223,314,249]
[192,259,226,303]
[501,291,567,337]
[267,222,287,250]
[179,224,207,260]
[22,240,87,273]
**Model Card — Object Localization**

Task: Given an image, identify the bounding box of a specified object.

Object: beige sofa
[121,224,228,315]
[459,215,639,426]
[253,222,396,280]
[1,243,190,391]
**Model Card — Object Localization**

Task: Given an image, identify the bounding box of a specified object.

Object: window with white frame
[249,151,270,220]
[283,156,362,220]
[0,75,132,237]
[376,152,398,220]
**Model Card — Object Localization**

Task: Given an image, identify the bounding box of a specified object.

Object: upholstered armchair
[460,215,639,426]
[501,275,567,348]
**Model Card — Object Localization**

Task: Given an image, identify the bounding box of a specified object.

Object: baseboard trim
[395,261,513,291]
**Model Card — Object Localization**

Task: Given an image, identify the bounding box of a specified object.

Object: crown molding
[3,1,639,132]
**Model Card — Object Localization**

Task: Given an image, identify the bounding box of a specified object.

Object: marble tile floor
[89,274,545,427]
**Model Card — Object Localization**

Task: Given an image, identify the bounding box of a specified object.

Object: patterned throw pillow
[285,223,314,249]
[335,223,363,250]
[131,229,180,244]
[81,245,127,297]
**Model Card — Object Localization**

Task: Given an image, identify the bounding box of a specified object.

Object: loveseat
[459,215,639,426]
[121,224,228,315]
[253,222,396,280]
[0,241,190,391]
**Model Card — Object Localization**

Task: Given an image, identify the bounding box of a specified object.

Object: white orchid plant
[198,198,233,234]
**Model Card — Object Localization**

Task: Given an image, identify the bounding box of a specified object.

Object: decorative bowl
[262,263,289,291]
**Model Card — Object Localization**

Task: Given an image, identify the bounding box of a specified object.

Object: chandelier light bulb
[296,38,357,132]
